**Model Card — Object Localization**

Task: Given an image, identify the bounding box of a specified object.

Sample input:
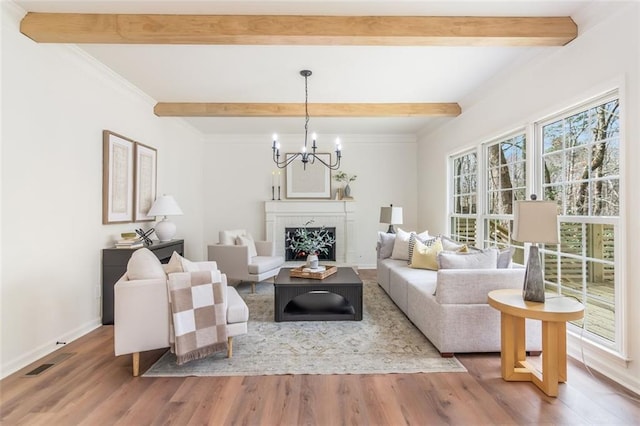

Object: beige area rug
[143,279,466,377]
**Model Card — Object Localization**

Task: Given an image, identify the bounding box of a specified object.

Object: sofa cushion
[377,231,396,259]
[409,238,443,270]
[236,234,258,258]
[437,248,498,270]
[126,248,166,280]
[248,256,284,274]
[219,229,247,245]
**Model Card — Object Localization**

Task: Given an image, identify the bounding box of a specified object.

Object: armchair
[114,249,249,376]
[208,229,284,293]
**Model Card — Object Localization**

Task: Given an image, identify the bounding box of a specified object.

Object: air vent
[23,352,75,377]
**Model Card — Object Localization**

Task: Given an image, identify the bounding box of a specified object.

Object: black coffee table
[274,267,363,322]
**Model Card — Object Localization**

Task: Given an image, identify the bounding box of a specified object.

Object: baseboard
[1,319,101,379]
[567,334,639,396]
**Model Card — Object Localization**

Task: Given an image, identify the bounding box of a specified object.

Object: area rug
[143,279,466,377]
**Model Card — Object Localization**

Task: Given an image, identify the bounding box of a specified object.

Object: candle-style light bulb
[272,134,278,149]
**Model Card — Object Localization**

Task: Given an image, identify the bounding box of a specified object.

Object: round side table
[488,288,584,397]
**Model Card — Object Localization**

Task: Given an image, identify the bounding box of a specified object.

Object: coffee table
[274,267,363,322]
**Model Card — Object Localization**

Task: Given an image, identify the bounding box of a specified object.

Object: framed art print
[134,142,157,222]
[285,153,332,199]
[102,131,135,224]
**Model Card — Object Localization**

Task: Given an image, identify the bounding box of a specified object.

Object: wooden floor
[2,273,639,425]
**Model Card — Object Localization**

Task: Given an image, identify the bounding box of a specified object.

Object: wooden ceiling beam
[153,103,461,117]
[20,13,577,46]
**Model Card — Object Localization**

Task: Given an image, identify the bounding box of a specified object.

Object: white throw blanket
[167,270,228,365]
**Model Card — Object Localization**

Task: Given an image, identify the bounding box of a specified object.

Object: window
[538,94,620,347]
[483,133,527,264]
[446,91,623,353]
[449,151,477,246]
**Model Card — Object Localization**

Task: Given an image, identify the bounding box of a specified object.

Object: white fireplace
[265,200,356,264]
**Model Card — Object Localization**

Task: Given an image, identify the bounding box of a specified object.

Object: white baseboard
[1,319,101,379]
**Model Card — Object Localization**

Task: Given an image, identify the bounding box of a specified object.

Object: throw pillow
[497,246,515,269]
[391,228,430,261]
[220,229,247,245]
[126,248,166,280]
[440,235,481,252]
[390,228,412,260]
[437,248,498,270]
[236,234,258,258]
[408,233,437,264]
[377,231,396,259]
[409,238,443,270]
[164,251,200,273]
[164,251,185,274]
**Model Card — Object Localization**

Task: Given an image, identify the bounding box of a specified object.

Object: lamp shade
[512,200,559,244]
[147,195,183,217]
[380,206,403,225]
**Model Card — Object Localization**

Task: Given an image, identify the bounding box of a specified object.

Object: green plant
[333,171,357,183]
[286,220,336,257]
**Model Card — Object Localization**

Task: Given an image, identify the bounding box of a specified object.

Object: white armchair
[208,229,284,293]
[114,249,249,376]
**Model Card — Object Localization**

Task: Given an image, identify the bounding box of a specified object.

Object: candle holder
[278,186,281,200]
[271,186,275,201]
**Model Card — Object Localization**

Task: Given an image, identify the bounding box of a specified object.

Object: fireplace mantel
[265,200,356,264]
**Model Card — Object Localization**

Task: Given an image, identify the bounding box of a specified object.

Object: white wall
[0,3,205,377]
[203,134,418,267]
[417,3,639,394]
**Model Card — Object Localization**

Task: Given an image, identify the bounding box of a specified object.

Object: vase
[306,254,319,269]
[343,184,351,197]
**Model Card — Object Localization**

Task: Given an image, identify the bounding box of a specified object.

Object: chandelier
[271,70,342,170]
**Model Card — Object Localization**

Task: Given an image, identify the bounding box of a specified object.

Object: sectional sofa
[377,231,541,356]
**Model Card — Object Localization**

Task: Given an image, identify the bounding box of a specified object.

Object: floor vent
[25,364,54,376]
[23,352,75,377]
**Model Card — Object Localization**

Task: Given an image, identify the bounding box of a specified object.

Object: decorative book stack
[116,238,144,249]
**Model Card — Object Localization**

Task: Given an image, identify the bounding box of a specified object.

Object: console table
[488,289,584,397]
[101,239,184,325]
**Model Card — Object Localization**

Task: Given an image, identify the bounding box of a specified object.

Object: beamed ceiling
[14,1,588,136]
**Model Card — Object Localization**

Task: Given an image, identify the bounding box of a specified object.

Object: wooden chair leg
[227,336,233,358]
[132,352,140,377]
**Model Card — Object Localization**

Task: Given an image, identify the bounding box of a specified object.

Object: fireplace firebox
[285,227,336,261]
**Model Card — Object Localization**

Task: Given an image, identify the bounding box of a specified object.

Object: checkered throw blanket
[167,270,228,365]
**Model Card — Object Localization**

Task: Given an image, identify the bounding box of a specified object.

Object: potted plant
[286,220,336,269]
[334,171,357,197]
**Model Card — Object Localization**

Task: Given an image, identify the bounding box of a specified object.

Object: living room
[2,0,639,422]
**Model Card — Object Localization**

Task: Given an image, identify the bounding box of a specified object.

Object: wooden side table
[487,289,584,397]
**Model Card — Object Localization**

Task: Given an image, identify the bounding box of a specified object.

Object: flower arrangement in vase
[286,220,336,269]
[334,171,357,198]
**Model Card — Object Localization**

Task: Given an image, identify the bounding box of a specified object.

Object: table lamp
[147,194,183,242]
[379,204,403,234]
[512,195,559,302]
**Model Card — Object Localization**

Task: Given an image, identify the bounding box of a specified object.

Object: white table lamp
[379,204,403,234]
[147,195,183,242]
[512,196,559,303]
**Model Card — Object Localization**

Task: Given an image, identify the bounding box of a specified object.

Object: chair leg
[227,336,233,358]
[251,282,256,293]
[132,352,140,377]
